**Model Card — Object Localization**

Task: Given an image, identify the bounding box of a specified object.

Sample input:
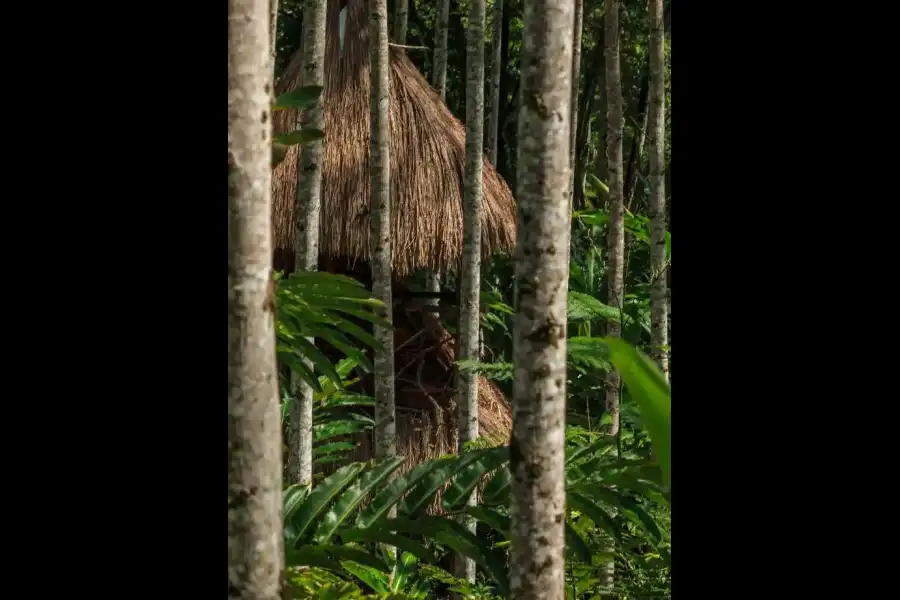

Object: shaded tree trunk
[603,0,624,440]
[454,0,485,586]
[227,0,283,595]
[394,0,408,45]
[573,24,605,210]
[566,0,582,268]
[599,0,624,587]
[286,0,327,488]
[623,69,649,210]
[433,0,450,99]
[371,0,397,468]
[486,0,504,163]
[624,3,669,212]
[511,0,574,597]
[648,0,668,379]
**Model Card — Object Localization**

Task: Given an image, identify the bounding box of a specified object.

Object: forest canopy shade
[272,0,517,276]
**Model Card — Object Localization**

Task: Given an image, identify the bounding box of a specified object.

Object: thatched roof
[272,0,517,276]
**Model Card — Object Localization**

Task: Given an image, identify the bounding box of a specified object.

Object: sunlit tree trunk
[371,0,396,469]
[433,0,450,99]
[453,0,485,586]
[648,0,668,380]
[286,0,327,489]
[486,0,503,163]
[510,0,574,597]
[227,0,283,595]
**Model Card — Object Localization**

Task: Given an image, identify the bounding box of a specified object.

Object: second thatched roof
[272,0,517,276]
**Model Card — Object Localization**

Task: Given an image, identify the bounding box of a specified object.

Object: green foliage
[275,270,391,391]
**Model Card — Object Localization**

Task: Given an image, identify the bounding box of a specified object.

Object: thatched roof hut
[273,0,516,466]
[272,0,516,276]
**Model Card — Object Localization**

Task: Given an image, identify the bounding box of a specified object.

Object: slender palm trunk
[370,0,396,468]
[486,0,504,163]
[227,0,283,595]
[286,0,328,488]
[394,0,408,45]
[511,0,574,597]
[599,0,624,588]
[569,0,583,209]
[603,0,624,439]
[454,0,485,585]
[433,0,450,99]
[648,0,668,380]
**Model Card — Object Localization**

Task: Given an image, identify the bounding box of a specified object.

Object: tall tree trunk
[511,0,574,597]
[566,0,582,267]
[623,69,649,210]
[394,0,408,45]
[624,3,669,212]
[599,0,624,587]
[573,25,605,210]
[454,0,485,586]
[603,0,623,439]
[227,0,283,596]
[648,0,668,380]
[371,0,396,468]
[286,0,327,488]
[433,0,450,99]
[569,0,583,206]
[486,0,504,163]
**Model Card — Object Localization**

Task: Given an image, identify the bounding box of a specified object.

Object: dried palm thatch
[272,0,517,276]
[336,294,511,468]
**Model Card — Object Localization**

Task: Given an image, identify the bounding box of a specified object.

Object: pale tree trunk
[394,0,408,45]
[600,0,624,588]
[227,0,283,595]
[286,0,327,488]
[433,0,450,99]
[270,0,279,64]
[454,0,485,586]
[511,0,574,597]
[371,0,397,469]
[648,0,668,380]
[486,0,503,164]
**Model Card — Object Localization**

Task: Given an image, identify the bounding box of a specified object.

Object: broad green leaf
[375,517,510,597]
[340,561,390,594]
[401,449,493,516]
[274,85,324,111]
[338,529,436,564]
[441,446,510,511]
[465,505,510,537]
[358,459,449,527]
[287,462,367,542]
[314,456,407,543]
[272,142,289,168]
[481,465,511,505]
[285,546,342,572]
[293,336,342,387]
[390,552,418,593]
[275,128,326,145]
[568,491,624,544]
[565,520,593,563]
[315,420,371,442]
[604,338,671,487]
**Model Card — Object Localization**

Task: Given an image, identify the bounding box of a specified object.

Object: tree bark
[371,0,397,467]
[486,0,504,163]
[648,0,668,380]
[603,0,623,439]
[433,0,450,100]
[599,0,624,586]
[394,0,408,45]
[623,68,649,210]
[569,0,583,209]
[511,0,574,597]
[227,0,283,595]
[573,23,605,210]
[454,0,485,585]
[286,0,327,488]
